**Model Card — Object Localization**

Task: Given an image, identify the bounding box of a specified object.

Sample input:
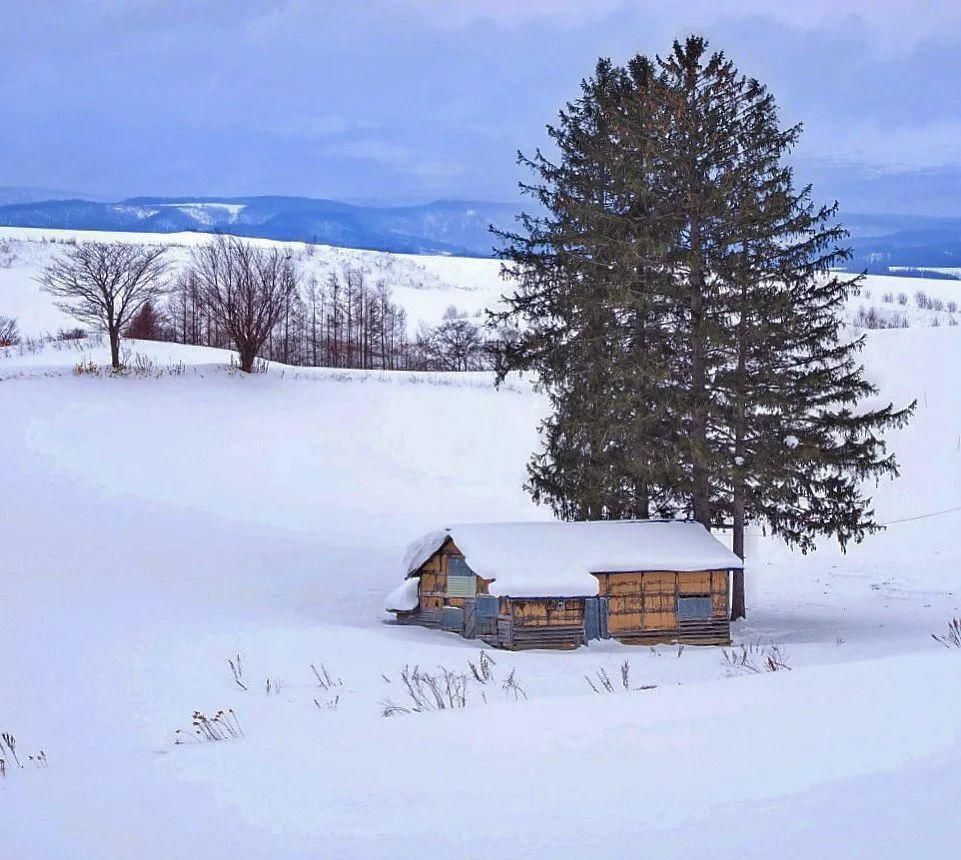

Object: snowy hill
[0,226,503,338]
[2,226,960,346]
[2,310,960,856]
[2,226,961,856]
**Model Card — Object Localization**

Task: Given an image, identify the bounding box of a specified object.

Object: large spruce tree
[491,58,681,520]
[493,36,914,619]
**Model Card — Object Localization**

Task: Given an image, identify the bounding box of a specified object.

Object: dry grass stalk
[932,618,961,648]
[174,709,243,744]
[722,641,792,673]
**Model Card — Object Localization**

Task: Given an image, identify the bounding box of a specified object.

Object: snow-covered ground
[0,227,501,337]
[3,226,959,341]
[2,232,961,857]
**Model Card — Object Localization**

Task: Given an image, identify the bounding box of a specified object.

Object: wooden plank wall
[504,598,586,649]
[594,570,731,645]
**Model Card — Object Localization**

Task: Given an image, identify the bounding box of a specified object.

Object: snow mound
[384,578,420,612]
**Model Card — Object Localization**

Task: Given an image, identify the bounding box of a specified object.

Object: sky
[4,1,961,214]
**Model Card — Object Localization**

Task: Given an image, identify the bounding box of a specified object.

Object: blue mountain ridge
[1,193,960,271]
[0,195,519,257]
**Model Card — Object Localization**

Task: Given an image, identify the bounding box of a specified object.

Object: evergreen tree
[493,36,914,619]
[491,59,681,520]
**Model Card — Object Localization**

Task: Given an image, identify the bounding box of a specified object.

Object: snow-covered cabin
[386,521,743,649]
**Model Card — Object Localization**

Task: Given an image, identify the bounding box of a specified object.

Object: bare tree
[416,306,489,371]
[0,314,18,347]
[37,241,170,369]
[189,234,299,372]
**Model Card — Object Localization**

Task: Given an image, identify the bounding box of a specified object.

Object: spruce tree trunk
[731,266,749,620]
[731,487,747,620]
[689,219,711,530]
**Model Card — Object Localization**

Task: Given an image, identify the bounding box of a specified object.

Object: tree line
[35,233,493,373]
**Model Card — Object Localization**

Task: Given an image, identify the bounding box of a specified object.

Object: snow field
[0,237,960,856]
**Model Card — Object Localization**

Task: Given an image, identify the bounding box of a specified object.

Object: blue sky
[5,1,961,213]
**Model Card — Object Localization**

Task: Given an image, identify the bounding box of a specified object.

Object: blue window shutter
[678,596,712,620]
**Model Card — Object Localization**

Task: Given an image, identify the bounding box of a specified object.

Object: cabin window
[447,555,477,598]
[677,596,712,621]
[448,555,473,577]
[556,600,566,611]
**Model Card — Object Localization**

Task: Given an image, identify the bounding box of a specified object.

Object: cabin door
[463,600,476,639]
[584,597,610,640]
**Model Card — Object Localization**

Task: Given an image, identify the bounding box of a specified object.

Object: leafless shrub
[310,663,343,691]
[129,352,157,375]
[227,654,247,691]
[0,315,19,347]
[0,238,18,268]
[468,650,496,684]
[586,667,615,693]
[381,664,470,716]
[916,290,932,309]
[722,641,792,673]
[1,732,22,768]
[381,652,527,716]
[896,291,908,305]
[414,305,491,371]
[882,292,893,303]
[73,356,102,376]
[854,306,909,329]
[57,327,88,341]
[932,618,961,648]
[948,301,958,314]
[0,732,47,772]
[174,709,243,744]
[587,660,656,693]
[502,668,528,701]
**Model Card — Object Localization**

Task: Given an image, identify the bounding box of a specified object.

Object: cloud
[331,140,465,181]
[400,0,961,53]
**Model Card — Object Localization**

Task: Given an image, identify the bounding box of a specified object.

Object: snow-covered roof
[401,520,743,598]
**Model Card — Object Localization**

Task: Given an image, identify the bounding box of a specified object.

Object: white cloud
[400,0,961,53]
[331,139,465,180]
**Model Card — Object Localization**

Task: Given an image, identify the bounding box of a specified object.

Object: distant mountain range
[843,213,961,274]
[0,195,518,257]
[1,190,961,271]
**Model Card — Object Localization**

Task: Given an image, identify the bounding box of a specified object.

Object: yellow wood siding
[415,539,490,612]
[510,598,585,628]
[595,570,730,634]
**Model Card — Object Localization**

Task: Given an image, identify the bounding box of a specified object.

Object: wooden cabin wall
[410,540,490,628]
[502,597,586,649]
[594,570,730,645]
[509,598,584,628]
